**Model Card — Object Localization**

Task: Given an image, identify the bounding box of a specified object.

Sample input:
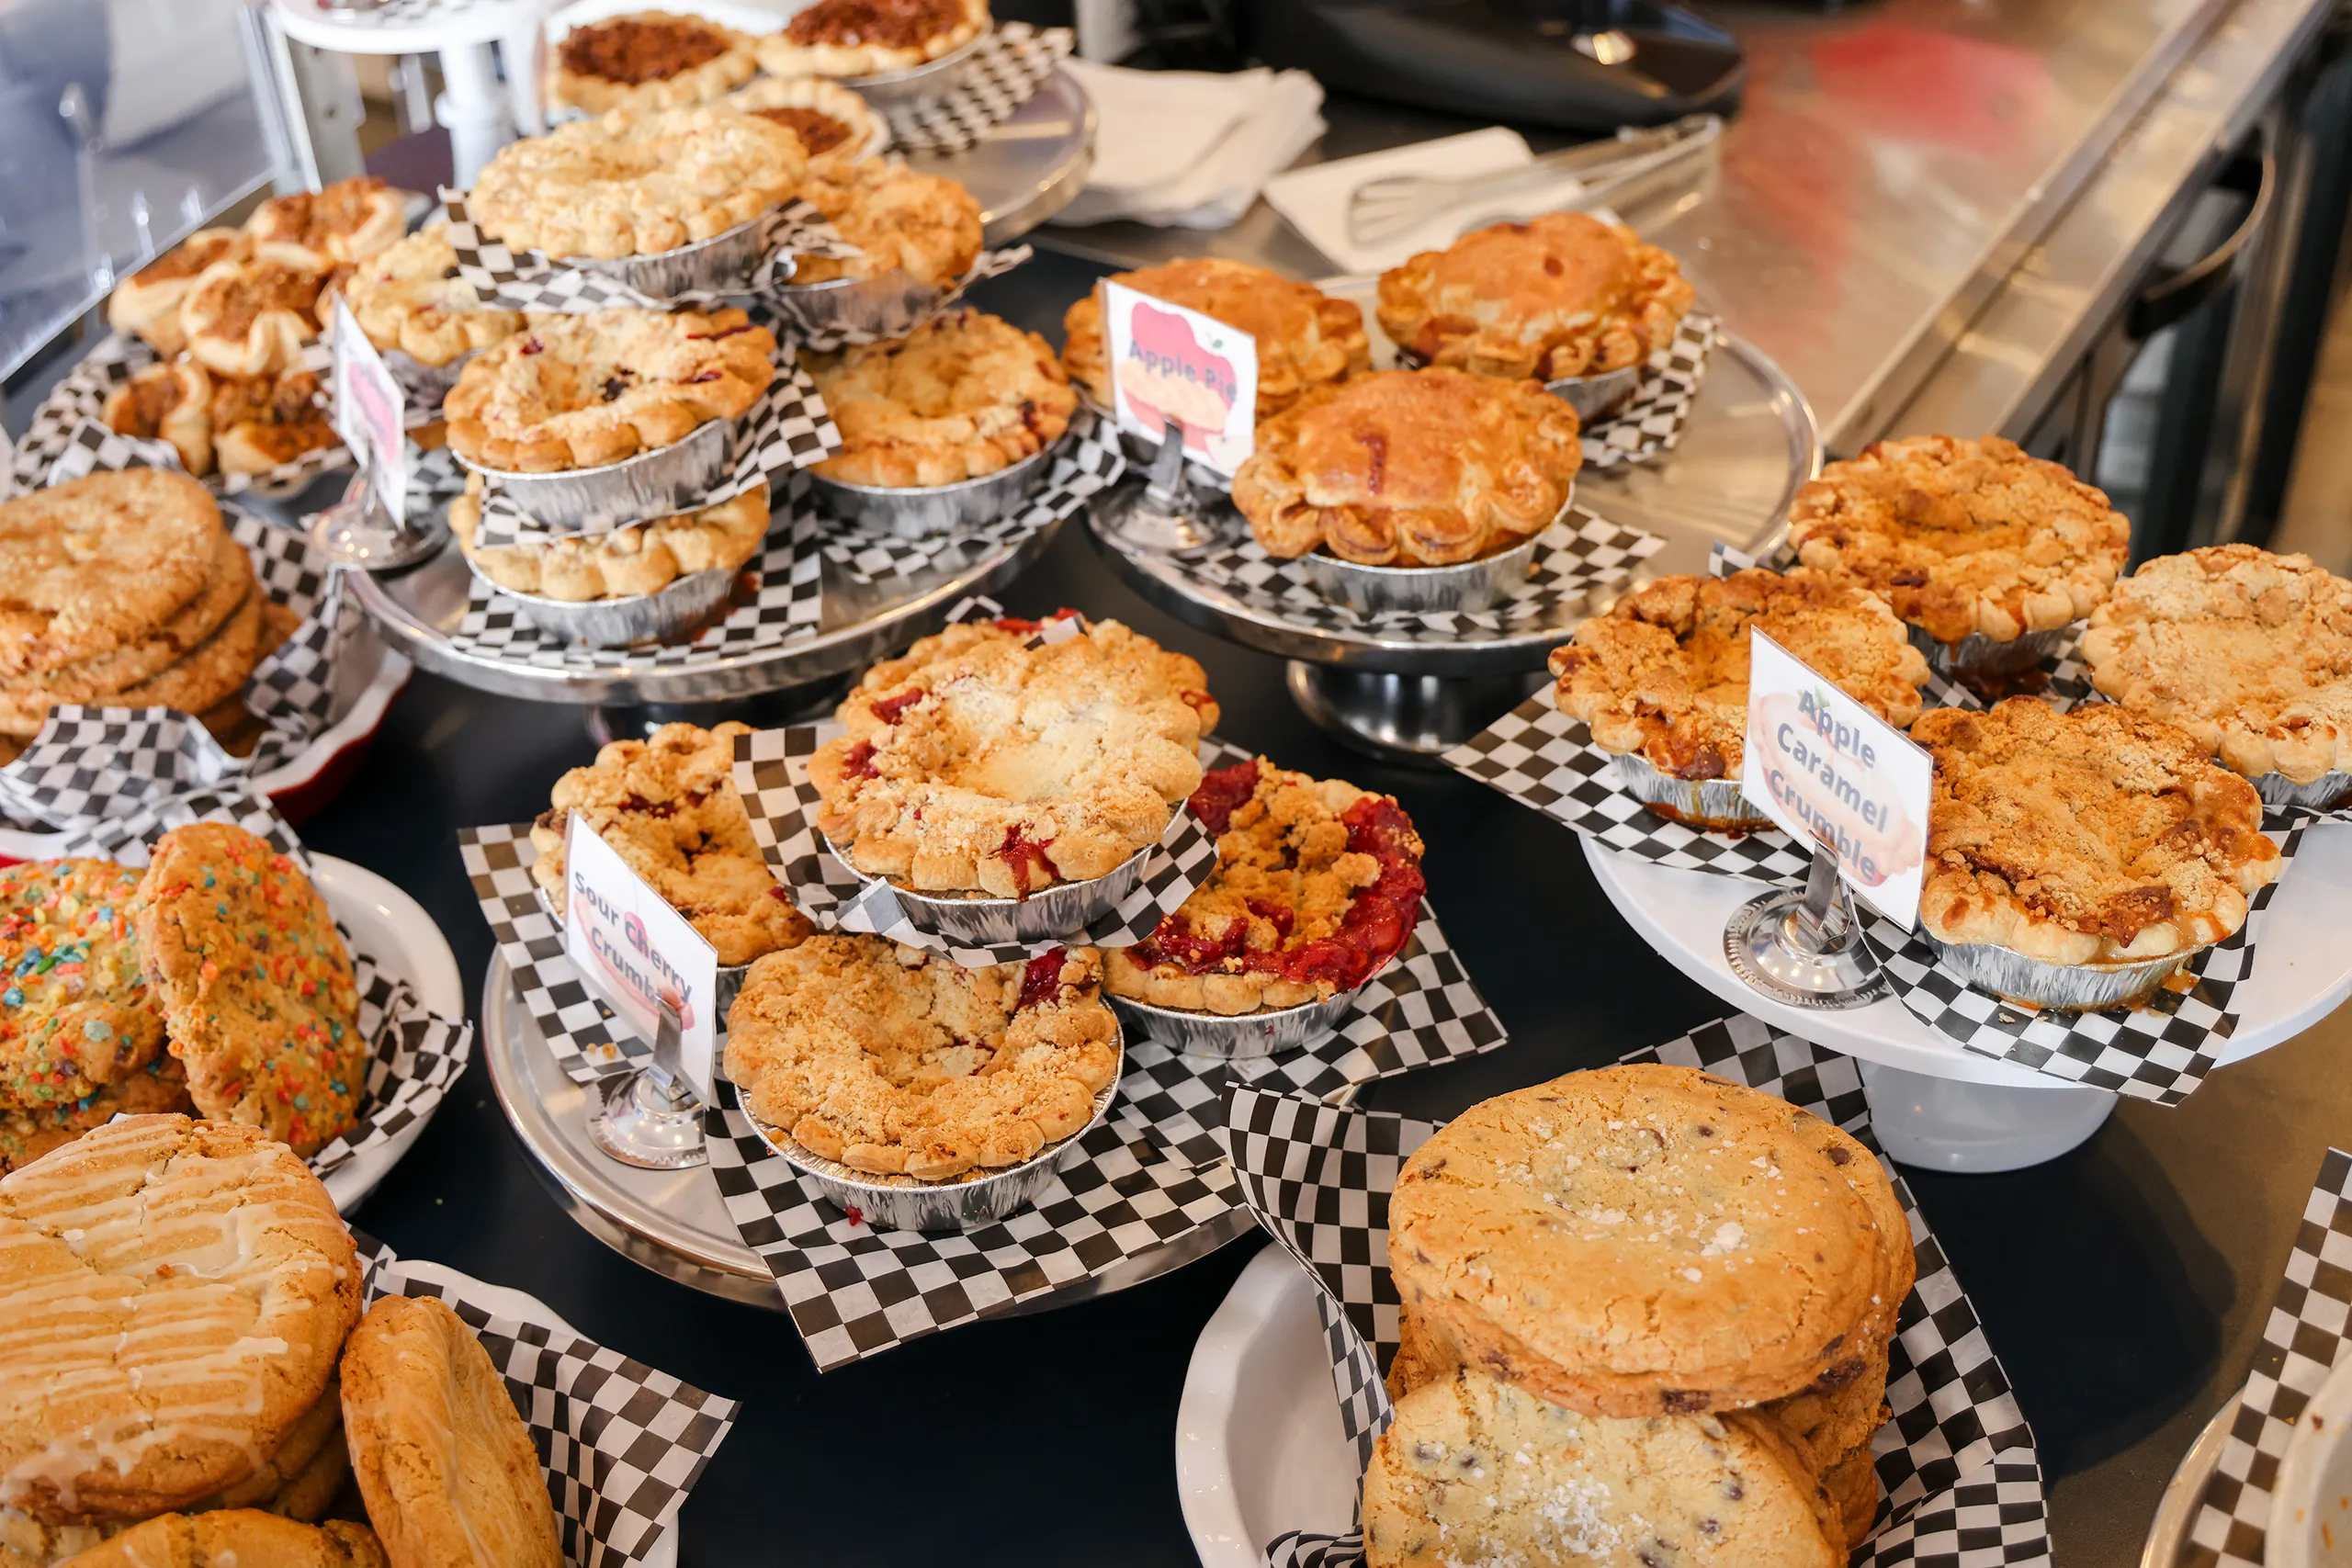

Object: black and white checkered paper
[309,944,475,1184]
[2183,1146,2352,1568]
[458,821,639,1082]
[355,1240,737,1568]
[1579,310,1718,469]
[1234,1011,2049,1568]
[756,244,1034,354]
[881,25,1073,157]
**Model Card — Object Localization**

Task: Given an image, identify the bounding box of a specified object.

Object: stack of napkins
[1054,60,1325,229]
[1264,128,1589,273]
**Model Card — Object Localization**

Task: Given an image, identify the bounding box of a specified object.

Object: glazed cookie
[57,1512,386,1568]
[0,1116,361,1523]
[132,823,366,1157]
[187,1377,346,1520]
[1388,1065,1913,1416]
[0,470,227,681]
[0,860,167,1109]
[340,1296,562,1568]
[1363,1368,1842,1568]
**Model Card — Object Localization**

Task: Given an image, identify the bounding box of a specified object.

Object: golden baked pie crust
[1061,258,1369,422]
[808,309,1075,488]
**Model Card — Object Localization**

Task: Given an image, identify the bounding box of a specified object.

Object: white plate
[311,852,463,1213]
[1177,1247,1361,1568]
[1583,821,2352,1089]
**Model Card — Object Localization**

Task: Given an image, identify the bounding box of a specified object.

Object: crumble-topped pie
[548,11,759,115]
[755,0,989,78]
[1912,699,2281,966]
[786,159,983,288]
[1232,367,1581,567]
[808,309,1075,488]
[1377,212,1696,382]
[452,474,768,601]
[1788,434,2131,649]
[725,937,1118,1179]
[2080,545,2352,787]
[179,258,325,378]
[1061,259,1370,423]
[729,74,887,166]
[243,175,406,273]
[469,104,806,259]
[341,229,524,367]
[529,720,812,967]
[811,617,1219,897]
[107,228,252,356]
[444,306,775,471]
[1551,569,1933,782]
[1105,758,1426,1014]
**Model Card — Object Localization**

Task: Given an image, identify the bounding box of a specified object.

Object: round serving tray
[481,952,1254,1308]
[903,67,1096,246]
[2142,1393,2237,1568]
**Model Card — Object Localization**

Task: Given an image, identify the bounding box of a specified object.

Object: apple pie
[754,0,989,78]
[1105,758,1426,1014]
[1912,699,2281,965]
[548,11,759,115]
[2080,544,2352,789]
[341,229,523,368]
[1377,211,1695,381]
[451,474,768,601]
[786,159,983,288]
[1232,367,1581,567]
[1061,258,1369,422]
[808,309,1074,487]
[810,617,1218,897]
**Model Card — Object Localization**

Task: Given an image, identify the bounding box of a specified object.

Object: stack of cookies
[0,822,368,1173]
[1370,1064,1915,1566]
[0,1114,563,1568]
[0,470,300,759]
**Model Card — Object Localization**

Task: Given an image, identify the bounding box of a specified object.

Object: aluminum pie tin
[843,30,989,107]
[473,559,736,648]
[1298,530,1545,616]
[1920,928,2202,1011]
[808,434,1061,540]
[741,1028,1124,1232]
[534,886,755,1017]
[1104,957,1393,1060]
[1910,621,2070,679]
[2251,769,2352,812]
[825,832,1154,945]
[566,209,774,300]
[1610,751,1776,832]
[456,416,731,533]
[764,266,956,344]
[1545,363,1643,422]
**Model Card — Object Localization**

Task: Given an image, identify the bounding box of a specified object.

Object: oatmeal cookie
[444,307,775,472]
[1105,758,1426,1013]
[1063,259,1368,422]
[340,229,523,369]
[787,159,982,288]
[549,11,758,114]
[451,475,767,602]
[244,177,406,273]
[179,259,324,379]
[469,104,805,260]
[101,358,216,476]
[55,1513,384,1568]
[1,592,270,742]
[528,721,811,967]
[1550,569,1932,782]
[808,309,1074,487]
[1913,699,2283,965]
[340,1296,560,1568]
[725,937,1120,1178]
[0,1115,360,1523]
[728,74,886,165]
[0,470,228,681]
[0,860,166,1109]
[132,824,366,1157]
[755,0,988,76]
[1788,434,2130,648]
[107,229,253,356]
[810,617,1218,897]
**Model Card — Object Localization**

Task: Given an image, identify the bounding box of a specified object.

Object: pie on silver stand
[1723,839,1889,1010]
[586,996,710,1171]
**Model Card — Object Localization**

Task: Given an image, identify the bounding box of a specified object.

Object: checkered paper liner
[354,1238,738,1568]
[2182,1147,2352,1568]
[436,188,857,311]
[882,24,1074,157]
[754,244,1034,354]
[7,333,349,501]
[460,821,638,1082]
[307,942,475,1181]
[468,366,842,547]
[1580,310,1719,469]
[1236,1011,2049,1568]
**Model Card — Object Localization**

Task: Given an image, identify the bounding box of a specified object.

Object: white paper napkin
[1264,127,1588,275]
[1055,61,1325,230]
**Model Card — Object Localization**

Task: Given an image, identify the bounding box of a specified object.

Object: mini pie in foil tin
[741,1027,1124,1232]
[842,30,989,107]
[471,558,736,648]
[808,435,1060,540]
[2251,768,2352,813]
[1608,750,1777,833]
[456,415,732,533]
[1908,621,2071,680]
[1297,532,1544,615]
[1104,956,1392,1060]
[825,833,1155,945]
[763,265,956,346]
[566,209,774,301]
[1920,928,2201,1012]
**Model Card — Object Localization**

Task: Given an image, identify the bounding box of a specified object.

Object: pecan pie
[108,228,251,356]
[726,937,1118,1179]
[209,368,339,475]
[1550,569,1932,782]
[244,176,407,273]
[1377,212,1695,381]
[1105,758,1426,1014]
[755,0,989,78]
[786,159,983,288]
[341,229,523,368]
[1062,258,1369,422]
[452,474,768,601]
[1232,367,1581,567]
[528,720,812,967]
[179,258,325,378]
[1787,434,2130,649]
[469,104,805,259]
[443,307,775,472]
[808,309,1075,488]
[2080,545,2352,787]
[548,11,758,115]
[728,74,887,166]
[810,617,1219,897]
[1912,699,2281,965]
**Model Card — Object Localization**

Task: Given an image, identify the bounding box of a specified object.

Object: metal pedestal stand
[1723,840,1889,1010]
[1090,416,1219,558]
[307,457,447,571]
[585,999,707,1171]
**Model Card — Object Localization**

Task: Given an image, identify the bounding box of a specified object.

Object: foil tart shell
[844,31,989,107]
[1909,621,2071,679]
[827,832,1156,946]
[742,1027,1124,1231]
[1609,750,1776,832]
[567,210,773,300]
[1296,531,1545,615]
[1104,959,1390,1060]
[1545,362,1643,422]
[2251,768,2352,812]
[1920,927,2199,1011]
[764,267,955,344]
[808,436,1060,540]
[456,417,732,533]
[474,560,736,648]
[534,885,753,1014]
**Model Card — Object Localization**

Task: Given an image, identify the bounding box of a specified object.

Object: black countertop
[304,250,2348,1566]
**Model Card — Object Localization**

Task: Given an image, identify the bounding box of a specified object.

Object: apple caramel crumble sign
[1102,280,1259,475]
[562,817,721,1099]
[1741,627,1933,928]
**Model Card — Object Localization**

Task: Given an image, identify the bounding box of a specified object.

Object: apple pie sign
[1102,279,1259,476]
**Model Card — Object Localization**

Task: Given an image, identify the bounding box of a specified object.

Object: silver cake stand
[1088,289,1822,764]
[482,953,1256,1309]
[905,69,1096,246]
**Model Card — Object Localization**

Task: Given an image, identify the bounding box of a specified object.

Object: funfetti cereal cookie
[0,861,167,1111]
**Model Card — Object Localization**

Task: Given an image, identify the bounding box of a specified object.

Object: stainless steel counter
[1038,0,2338,455]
